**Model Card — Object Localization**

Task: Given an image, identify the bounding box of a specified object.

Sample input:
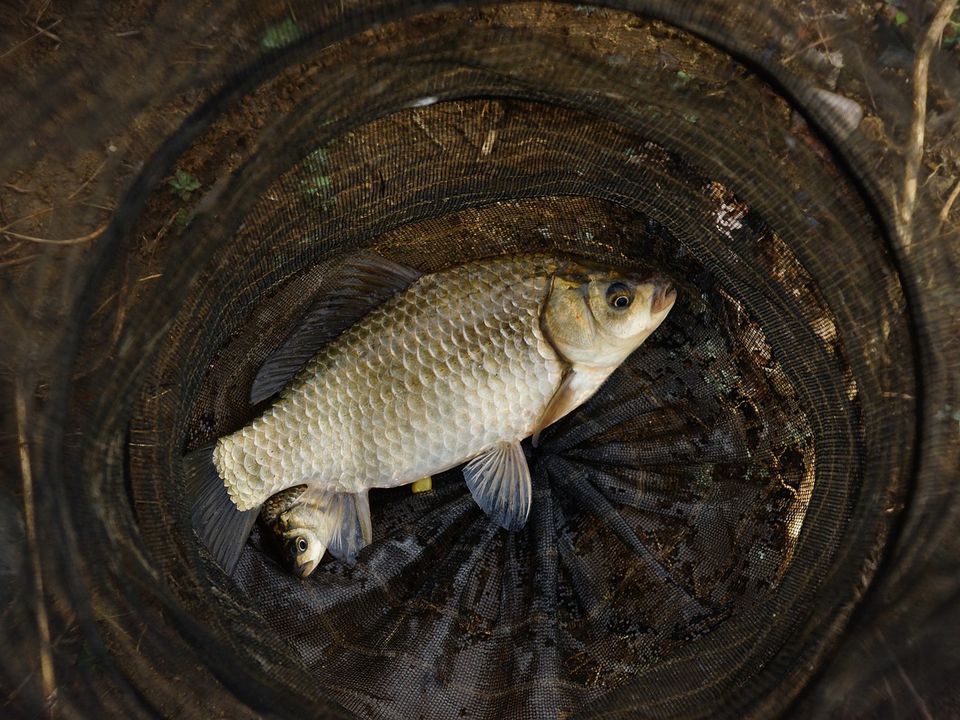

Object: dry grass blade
[0,207,55,233]
[3,222,109,245]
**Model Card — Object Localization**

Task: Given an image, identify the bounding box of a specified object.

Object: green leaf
[177,170,200,191]
[261,18,301,49]
[676,70,693,82]
[894,10,908,27]
[300,175,333,199]
[169,169,201,200]
[305,147,328,167]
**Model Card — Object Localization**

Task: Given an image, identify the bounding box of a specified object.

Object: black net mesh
[1,1,958,718]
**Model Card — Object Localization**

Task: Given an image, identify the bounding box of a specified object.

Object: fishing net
[2,1,958,718]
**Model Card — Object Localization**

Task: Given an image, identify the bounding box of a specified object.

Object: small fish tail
[184,442,258,574]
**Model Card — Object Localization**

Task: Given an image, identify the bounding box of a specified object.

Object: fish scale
[213,255,567,511]
[189,251,676,575]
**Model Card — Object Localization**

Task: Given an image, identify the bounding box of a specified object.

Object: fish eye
[296,537,308,554]
[606,282,632,309]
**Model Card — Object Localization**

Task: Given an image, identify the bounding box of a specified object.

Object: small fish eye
[296,537,308,554]
[606,282,632,309]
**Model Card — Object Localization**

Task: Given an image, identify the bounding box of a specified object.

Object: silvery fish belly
[185,251,677,576]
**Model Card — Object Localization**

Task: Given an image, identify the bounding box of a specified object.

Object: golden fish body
[218,255,564,510]
[187,252,676,575]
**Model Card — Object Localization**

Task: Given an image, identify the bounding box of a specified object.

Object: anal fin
[462,441,532,531]
[355,490,373,546]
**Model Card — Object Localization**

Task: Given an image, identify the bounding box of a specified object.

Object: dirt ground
[1,0,958,717]
[0,1,957,269]
[1,1,957,290]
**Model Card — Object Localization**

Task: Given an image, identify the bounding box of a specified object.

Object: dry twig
[0,206,55,233]
[67,159,108,201]
[0,18,62,60]
[939,177,960,226]
[16,381,57,705]
[898,0,959,249]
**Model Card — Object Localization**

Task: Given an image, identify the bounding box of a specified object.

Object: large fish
[185,252,676,576]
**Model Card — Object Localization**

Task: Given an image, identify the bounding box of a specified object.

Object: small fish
[257,485,305,569]
[185,252,676,575]
[259,485,371,577]
[260,475,431,575]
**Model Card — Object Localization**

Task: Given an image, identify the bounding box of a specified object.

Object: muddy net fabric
[1,2,958,719]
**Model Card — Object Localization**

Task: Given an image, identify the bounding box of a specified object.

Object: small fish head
[544,265,676,367]
[278,503,329,578]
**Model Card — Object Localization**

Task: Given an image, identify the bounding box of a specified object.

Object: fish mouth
[650,279,677,315]
[294,558,318,578]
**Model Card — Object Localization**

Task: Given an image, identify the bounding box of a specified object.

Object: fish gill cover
[0,1,958,719]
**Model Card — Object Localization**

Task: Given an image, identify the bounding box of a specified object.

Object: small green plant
[894,10,908,27]
[299,145,336,208]
[77,641,105,674]
[945,9,960,46]
[169,169,200,200]
[300,174,336,211]
[261,18,301,50]
[676,70,693,82]
[304,147,328,168]
[300,175,332,199]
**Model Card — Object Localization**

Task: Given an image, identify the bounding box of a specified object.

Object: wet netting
[2,1,959,718]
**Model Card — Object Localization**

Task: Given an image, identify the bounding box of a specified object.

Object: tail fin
[184,442,258,574]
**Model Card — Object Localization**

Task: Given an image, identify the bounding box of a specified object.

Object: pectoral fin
[532,365,617,447]
[463,441,532,531]
[532,369,577,448]
[325,491,371,564]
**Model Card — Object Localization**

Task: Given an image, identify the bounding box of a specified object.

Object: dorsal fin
[250,253,422,404]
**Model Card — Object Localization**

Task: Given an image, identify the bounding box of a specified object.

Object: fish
[258,484,370,577]
[256,485,305,571]
[260,476,430,575]
[185,252,677,576]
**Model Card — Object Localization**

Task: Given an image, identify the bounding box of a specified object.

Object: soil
[1,1,958,718]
